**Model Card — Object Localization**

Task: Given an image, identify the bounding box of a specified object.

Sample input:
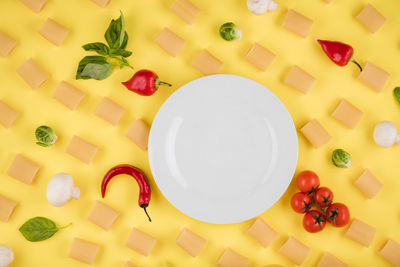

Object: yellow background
[0,0,400,266]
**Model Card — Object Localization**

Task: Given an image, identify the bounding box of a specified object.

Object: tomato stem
[312,191,335,226]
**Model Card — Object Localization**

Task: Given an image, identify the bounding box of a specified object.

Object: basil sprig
[76,11,132,80]
[19,217,71,242]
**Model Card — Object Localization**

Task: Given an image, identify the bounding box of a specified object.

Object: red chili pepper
[317,40,362,71]
[101,164,152,222]
[122,69,171,96]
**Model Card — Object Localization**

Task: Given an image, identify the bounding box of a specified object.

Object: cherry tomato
[326,203,350,227]
[315,187,334,208]
[303,210,326,233]
[297,170,320,194]
[291,192,313,213]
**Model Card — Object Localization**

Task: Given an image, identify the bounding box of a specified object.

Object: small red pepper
[122,69,172,96]
[101,164,152,222]
[317,40,362,71]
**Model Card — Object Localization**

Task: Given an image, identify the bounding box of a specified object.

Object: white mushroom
[0,245,13,267]
[247,0,279,15]
[46,173,80,207]
[373,121,400,148]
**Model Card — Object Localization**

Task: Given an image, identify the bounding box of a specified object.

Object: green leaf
[19,217,59,242]
[110,48,132,57]
[82,42,109,56]
[120,32,128,49]
[76,56,108,80]
[81,63,113,80]
[119,11,125,48]
[117,57,132,69]
[394,87,400,105]
[104,12,127,49]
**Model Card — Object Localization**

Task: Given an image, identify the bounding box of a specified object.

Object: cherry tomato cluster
[290,170,350,233]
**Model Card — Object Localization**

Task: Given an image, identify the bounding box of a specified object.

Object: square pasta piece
[66,135,98,164]
[126,228,156,256]
[379,239,400,266]
[94,97,125,126]
[345,218,376,247]
[155,28,186,57]
[354,169,383,199]
[0,194,17,222]
[282,9,313,38]
[0,31,17,57]
[192,50,223,75]
[284,65,315,94]
[245,43,275,71]
[19,0,47,13]
[247,217,277,247]
[16,58,49,89]
[317,252,347,267]
[69,238,100,265]
[217,248,249,267]
[331,99,363,129]
[357,62,389,92]
[0,100,19,128]
[176,228,206,257]
[90,0,110,8]
[300,119,331,148]
[39,18,69,46]
[53,81,85,110]
[356,4,386,33]
[278,237,310,265]
[88,200,119,231]
[171,0,200,25]
[123,262,136,267]
[126,119,150,150]
[7,154,40,185]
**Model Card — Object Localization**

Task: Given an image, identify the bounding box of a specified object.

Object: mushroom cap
[0,245,14,267]
[247,0,268,15]
[374,121,398,148]
[46,173,75,207]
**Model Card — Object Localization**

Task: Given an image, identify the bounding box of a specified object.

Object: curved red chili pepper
[101,164,152,222]
[317,40,362,71]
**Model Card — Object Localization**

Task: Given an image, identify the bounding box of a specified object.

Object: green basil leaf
[120,32,128,50]
[119,11,126,48]
[104,12,128,49]
[82,42,109,56]
[81,63,113,80]
[394,87,400,105]
[110,48,132,57]
[76,56,108,79]
[19,217,59,242]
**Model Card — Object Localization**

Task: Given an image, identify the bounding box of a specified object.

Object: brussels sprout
[332,149,352,168]
[219,22,242,41]
[35,126,57,147]
[394,87,400,105]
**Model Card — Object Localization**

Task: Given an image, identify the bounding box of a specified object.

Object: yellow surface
[1,0,400,266]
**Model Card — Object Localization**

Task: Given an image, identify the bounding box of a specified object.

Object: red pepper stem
[350,59,363,72]
[158,81,172,87]
[141,204,152,222]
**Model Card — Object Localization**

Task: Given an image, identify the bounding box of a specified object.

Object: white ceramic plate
[148,75,298,224]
